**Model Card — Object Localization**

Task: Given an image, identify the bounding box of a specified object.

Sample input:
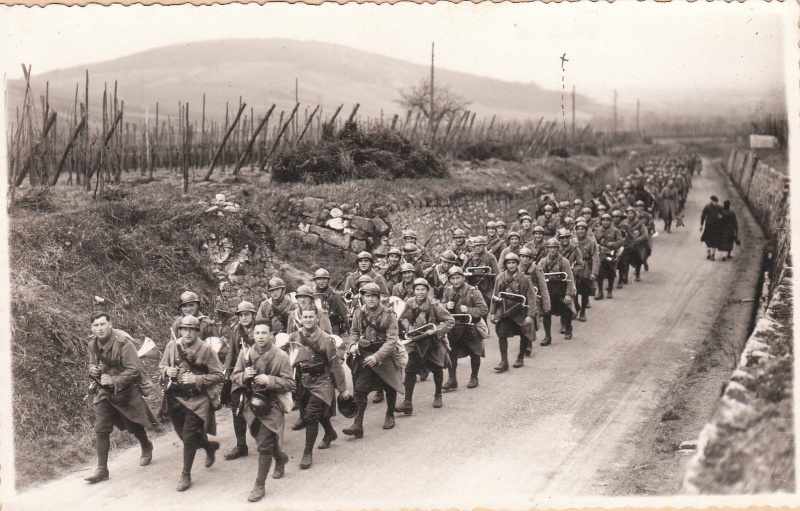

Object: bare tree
[397,78,470,125]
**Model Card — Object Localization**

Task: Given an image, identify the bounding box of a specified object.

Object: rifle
[237,347,254,416]
[407,235,435,266]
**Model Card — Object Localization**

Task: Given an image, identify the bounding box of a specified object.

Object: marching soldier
[230,319,295,502]
[84,312,157,483]
[518,215,534,245]
[555,230,582,336]
[537,204,562,237]
[372,246,389,273]
[391,263,418,300]
[256,278,297,334]
[288,306,350,471]
[494,221,508,250]
[574,221,599,322]
[400,229,434,269]
[343,283,406,437]
[461,235,499,307]
[442,266,489,391]
[160,315,225,492]
[538,239,576,345]
[223,301,258,460]
[489,253,538,371]
[400,243,426,276]
[624,207,649,282]
[516,247,550,356]
[397,278,455,412]
[557,201,572,222]
[525,225,547,262]
[343,252,390,299]
[424,250,459,300]
[635,200,654,270]
[486,221,506,261]
[613,209,635,288]
[170,291,219,344]
[312,268,350,336]
[593,213,624,299]
[382,247,405,289]
[509,208,530,233]
[588,204,607,231]
[572,199,585,220]
[498,231,523,265]
[449,228,471,265]
[287,286,332,334]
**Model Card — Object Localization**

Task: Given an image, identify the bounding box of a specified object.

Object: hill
[6,38,603,127]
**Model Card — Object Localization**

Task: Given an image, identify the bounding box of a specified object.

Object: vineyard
[6,66,631,207]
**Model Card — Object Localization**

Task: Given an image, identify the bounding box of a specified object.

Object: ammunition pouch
[358,338,385,354]
[167,383,202,399]
[297,361,326,378]
[104,385,132,407]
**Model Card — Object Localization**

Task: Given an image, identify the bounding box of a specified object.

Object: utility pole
[613,89,618,136]
[430,41,435,134]
[571,85,576,142]
[636,98,640,137]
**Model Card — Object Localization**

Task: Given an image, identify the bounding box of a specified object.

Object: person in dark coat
[717,200,739,261]
[85,312,157,483]
[700,195,723,260]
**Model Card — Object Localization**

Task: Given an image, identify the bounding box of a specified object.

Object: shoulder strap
[360,308,388,334]
[176,343,208,374]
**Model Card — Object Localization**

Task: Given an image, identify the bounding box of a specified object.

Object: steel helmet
[503,253,520,264]
[635,200,645,206]
[387,247,403,257]
[563,216,574,224]
[401,243,419,254]
[543,204,554,212]
[295,285,314,299]
[517,209,529,216]
[356,274,374,286]
[179,291,200,307]
[248,392,273,418]
[472,235,488,245]
[313,268,331,280]
[518,247,533,257]
[626,206,636,213]
[520,215,532,222]
[268,277,286,291]
[611,210,623,218]
[507,231,521,239]
[575,221,588,229]
[399,263,416,273]
[356,251,373,262]
[597,204,607,210]
[453,228,466,238]
[337,394,357,418]
[557,229,571,238]
[236,301,257,315]
[532,225,545,234]
[573,199,583,206]
[402,229,418,240]
[600,213,612,220]
[360,282,381,296]
[495,220,507,228]
[486,220,497,229]
[559,201,570,209]
[582,207,593,215]
[447,266,465,276]
[412,278,430,289]
[440,250,458,264]
[178,315,201,330]
[545,238,560,247]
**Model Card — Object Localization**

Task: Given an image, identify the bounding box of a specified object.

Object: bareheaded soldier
[442,266,489,391]
[160,315,225,492]
[85,312,157,483]
[489,253,538,371]
[289,306,350,470]
[397,278,455,412]
[344,283,405,437]
[224,301,257,461]
[231,319,295,502]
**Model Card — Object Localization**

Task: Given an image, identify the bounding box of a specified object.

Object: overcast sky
[0,2,793,109]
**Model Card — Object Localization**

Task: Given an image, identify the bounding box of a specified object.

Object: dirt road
[8,159,755,510]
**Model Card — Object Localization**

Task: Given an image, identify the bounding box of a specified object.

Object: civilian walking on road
[700,195,723,261]
[717,200,740,261]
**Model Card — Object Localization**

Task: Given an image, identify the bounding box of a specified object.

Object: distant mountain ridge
[6,38,603,127]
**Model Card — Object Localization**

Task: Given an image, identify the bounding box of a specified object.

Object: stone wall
[681,150,793,494]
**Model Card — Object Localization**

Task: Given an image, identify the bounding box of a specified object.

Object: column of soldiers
[82,155,696,501]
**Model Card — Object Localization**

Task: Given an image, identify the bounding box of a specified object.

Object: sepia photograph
[0,2,796,510]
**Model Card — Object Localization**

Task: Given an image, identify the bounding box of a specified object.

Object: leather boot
[84,467,109,483]
[495,338,509,372]
[395,401,413,415]
[177,472,192,492]
[372,388,384,403]
[595,290,604,300]
[383,414,396,429]
[432,394,443,408]
[272,452,288,479]
[140,440,153,467]
[224,444,248,460]
[494,360,509,372]
[467,376,479,388]
[205,440,219,468]
[342,422,364,438]
[291,417,307,431]
[317,431,338,450]
[513,355,524,368]
[248,484,266,502]
[607,289,613,299]
[300,453,313,469]
[442,378,458,393]
[579,311,587,322]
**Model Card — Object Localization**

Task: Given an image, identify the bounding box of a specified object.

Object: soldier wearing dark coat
[160,315,226,492]
[231,319,295,502]
[223,301,258,461]
[288,307,350,471]
[313,268,350,336]
[424,250,459,300]
[391,263,417,300]
[256,278,297,334]
[488,221,507,261]
[84,312,157,484]
[489,253,538,371]
[381,248,406,290]
[170,291,221,355]
[574,221,600,322]
[518,246,551,353]
[397,278,455,413]
[343,252,391,299]
[539,238,577,345]
[441,266,489,391]
[701,195,724,260]
[593,214,624,299]
[717,200,739,261]
[343,283,406,437]
[462,236,499,306]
